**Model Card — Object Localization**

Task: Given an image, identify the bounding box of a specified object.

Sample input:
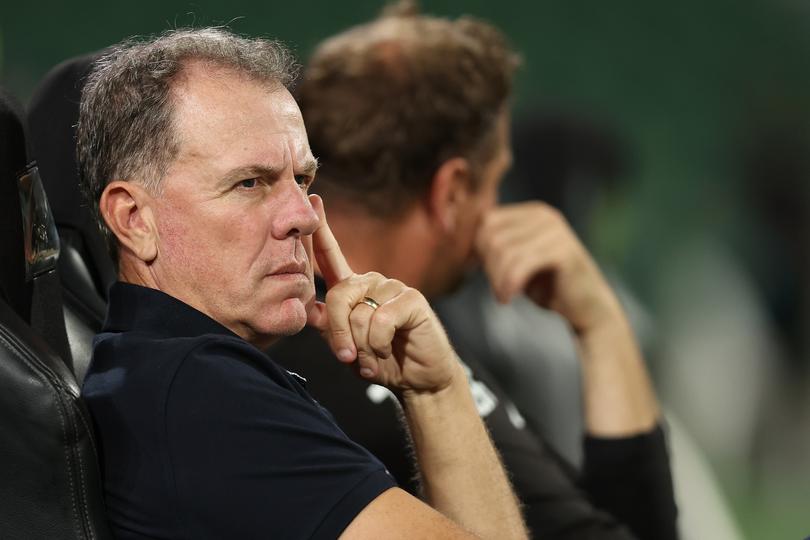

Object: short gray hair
[76,27,299,257]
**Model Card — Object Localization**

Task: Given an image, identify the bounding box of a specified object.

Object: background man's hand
[306,195,461,395]
[477,200,659,435]
[475,201,624,335]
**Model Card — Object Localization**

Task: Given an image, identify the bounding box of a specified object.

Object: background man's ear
[427,157,472,234]
[98,181,158,263]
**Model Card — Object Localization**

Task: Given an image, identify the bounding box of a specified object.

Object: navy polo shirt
[82,282,396,540]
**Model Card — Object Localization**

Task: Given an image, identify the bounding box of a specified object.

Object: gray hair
[76,27,299,257]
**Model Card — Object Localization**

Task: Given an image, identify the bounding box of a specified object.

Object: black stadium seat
[0,87,112,540]
[28,53,114,381]
[28,54,113,325]
[0,90,32,321]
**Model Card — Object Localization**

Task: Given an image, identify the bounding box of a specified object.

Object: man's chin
[277,297,310,328]
[273,319,307,337]
[247,298,308,347]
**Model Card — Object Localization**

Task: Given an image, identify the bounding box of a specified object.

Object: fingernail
[338,348,354,362]
[360,368,374,378]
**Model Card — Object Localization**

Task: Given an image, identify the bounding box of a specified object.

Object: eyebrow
[301,157,320,176]
[220,158,319,186]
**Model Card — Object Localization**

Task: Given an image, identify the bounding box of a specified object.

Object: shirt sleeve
[163,339,396,540]
[581,424,679,540]
[496,427,638,539]
[499,424,677,540]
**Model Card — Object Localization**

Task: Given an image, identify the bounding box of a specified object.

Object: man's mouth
[268,261,308,276]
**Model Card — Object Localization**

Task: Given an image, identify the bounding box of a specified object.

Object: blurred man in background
[271,3,678,538]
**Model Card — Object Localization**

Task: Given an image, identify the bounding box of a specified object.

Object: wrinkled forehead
[168,62,311,167]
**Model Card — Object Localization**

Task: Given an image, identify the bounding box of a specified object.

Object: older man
[77,29,526,539]
[270,5,678,540]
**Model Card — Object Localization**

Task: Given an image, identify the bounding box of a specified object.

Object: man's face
[149,62,319,346]
[430,109,512,296]
[464,109,513,247]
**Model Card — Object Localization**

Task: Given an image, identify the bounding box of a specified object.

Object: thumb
[306,300,355,364]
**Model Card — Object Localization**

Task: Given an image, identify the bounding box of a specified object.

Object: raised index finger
[309,194,353,288]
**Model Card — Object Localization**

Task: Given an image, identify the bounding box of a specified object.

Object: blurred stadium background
[2,1,809,537]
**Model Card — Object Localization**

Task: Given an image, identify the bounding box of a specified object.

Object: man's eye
[239,178,258,189]
[294,175,310,188]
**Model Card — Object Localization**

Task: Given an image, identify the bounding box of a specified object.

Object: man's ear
[427,157,472,234]
[98,180,158,263]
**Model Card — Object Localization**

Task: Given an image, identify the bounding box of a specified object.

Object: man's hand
[475,201,623,335]
[306,195,460,394]
[477,201,659,436]
[306,195,528,539]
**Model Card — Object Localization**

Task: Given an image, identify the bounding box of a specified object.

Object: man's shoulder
[87,328,300,398]
[166,333,310,402]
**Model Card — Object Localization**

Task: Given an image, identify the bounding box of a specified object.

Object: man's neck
[324,200,435,292]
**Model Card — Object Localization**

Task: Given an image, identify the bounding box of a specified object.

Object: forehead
[169,62,312,171]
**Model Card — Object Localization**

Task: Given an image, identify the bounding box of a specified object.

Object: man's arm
[476,201,659,436]
[337,362,526,540]
[307,195,528,539]
[398,367,526,539]
[341,488,473,539]
[475,201,678,539]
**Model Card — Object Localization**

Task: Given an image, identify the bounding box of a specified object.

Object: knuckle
[361,271,384,282]
[349,308,368,327]
[371,309,393,328]
[547,206,564,222]
[413,291,431,310]
[532,201,556,218]
[387,278,405,289]
[402,287,422,302]
[558,241,573,259]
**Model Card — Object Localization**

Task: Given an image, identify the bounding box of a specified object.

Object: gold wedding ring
[360,296,381,310]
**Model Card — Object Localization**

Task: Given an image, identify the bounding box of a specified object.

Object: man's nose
[271,179,319,239]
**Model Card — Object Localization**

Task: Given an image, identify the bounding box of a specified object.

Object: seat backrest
[0,87,112,540]
[28,53,113,331]
[28,53,114,381]
[0,89,33,323]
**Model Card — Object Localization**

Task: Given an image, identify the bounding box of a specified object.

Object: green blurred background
[3,1,809,537]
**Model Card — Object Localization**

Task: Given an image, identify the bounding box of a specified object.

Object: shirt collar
[103,282,240,339]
